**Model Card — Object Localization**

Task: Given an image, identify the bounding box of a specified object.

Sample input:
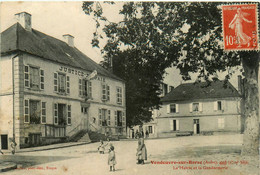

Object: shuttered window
[54,103,58,125]
[66,76,70,94]
[24,99,29,123]
[107,110,111,126]
[122,112,125,126]
[88,81,92,98]
[116,87,122,104]
[114,111,117,126]
[24,66,30,88]
[67,105,71,125]
[106,85,110,101]
[40,69,44,90]
[54,73,58,92]
[41,102,46,124]
[102,84,107,101]
[79,79,82,96]
[170,119,179,131]
[98,109,102,126]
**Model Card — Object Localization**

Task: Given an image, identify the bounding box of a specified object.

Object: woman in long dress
[229,8,252,47]
[136,135,147,164]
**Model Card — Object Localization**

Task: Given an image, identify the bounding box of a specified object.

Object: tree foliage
[82,2,259,155]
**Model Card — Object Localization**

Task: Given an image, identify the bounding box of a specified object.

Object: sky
[0,1,242,89]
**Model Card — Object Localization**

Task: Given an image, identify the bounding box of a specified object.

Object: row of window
[24,65,123,104]
[170,118,225,131]
[167,101,224,114]
[98,109,125,127]
[24,99,72,125]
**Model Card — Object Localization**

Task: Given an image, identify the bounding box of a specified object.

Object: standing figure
[145,130,149,138]
[229,8,252,47]
[108,146,116,171]
[136,135,147,165]
[98,140,105,154]
[10,139,16,155]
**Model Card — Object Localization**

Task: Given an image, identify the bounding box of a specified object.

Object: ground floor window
[170,119,179,131]
[148,126,153,134]
[30,100,41,124]
[1,135,8,150]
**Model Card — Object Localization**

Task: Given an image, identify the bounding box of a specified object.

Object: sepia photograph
[0,1,259,175]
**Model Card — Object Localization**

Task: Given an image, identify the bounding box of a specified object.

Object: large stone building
[0,12,126,150]
[156,80,243,137]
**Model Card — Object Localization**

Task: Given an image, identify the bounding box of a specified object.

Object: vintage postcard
[0,1,259,175]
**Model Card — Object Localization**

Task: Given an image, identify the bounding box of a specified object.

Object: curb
[0,162,17,172]
[17,141,91,153]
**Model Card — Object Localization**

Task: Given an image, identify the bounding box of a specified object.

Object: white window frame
[24,65,44,90]
[116,87,122,104]
[41,101,46,124]
[170,119,179,131]
[67,105,71,125]
[24,99,30,123]
[107,110,111,126]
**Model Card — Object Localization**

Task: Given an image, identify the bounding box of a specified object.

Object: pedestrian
[108,145,116,171]
[145,130,149,138]
[10,139,16,155]
[105,138,113,153]
[141,130,144,138]
[135,130,138,139]
[136,134,147,165]
[98,140,105,154]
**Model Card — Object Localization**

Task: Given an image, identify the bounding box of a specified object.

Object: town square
[0,1,259,175]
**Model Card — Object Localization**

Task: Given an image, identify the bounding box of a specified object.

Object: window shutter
[41,102,46,124]
[214,101,217,111]
[106,85,110,101]
[189,103,192,112]
[114,111,117,126]
[79,78,82,96]
[176,120,180,131]
[107,110,111,126]
[54,103,58,125]
[102,84,106,101]
[98,109,102,126]
[67,105,71,125]
[54,73,58,92]
[40,69,44,90]
[88,81,92,98]
[122,112,125,126]
[176,104,179,113]
[66,76,70,94]
[167,104,170,114]
[24,99,29,123]
[170,120,173,130]
[199,103,203,112]
[24,65,30,88]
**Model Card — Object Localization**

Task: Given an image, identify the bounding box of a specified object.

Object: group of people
[97,134,148,172]
[97,139,116,172]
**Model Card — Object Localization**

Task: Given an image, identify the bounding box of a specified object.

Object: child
[108,146,116,171]
[98,140,105,154]
[105,138,113,153]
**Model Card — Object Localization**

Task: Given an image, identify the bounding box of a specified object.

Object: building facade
[0,12,126,150]
[156,80,243,138]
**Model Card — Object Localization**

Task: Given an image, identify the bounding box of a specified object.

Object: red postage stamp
[222,4,258,51]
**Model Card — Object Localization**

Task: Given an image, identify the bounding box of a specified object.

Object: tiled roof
[161,80,240,102]
[0,23,122,81]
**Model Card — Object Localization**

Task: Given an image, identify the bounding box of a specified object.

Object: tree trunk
[241,53,259,156]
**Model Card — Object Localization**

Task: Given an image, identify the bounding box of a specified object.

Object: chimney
[63,34,74,47]
[15,12,32,31]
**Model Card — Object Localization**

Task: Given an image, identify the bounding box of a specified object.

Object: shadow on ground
[0,155,75,168]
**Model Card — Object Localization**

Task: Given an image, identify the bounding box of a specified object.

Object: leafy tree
[82,2,259,155]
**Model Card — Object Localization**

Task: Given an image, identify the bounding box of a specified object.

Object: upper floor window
[54,72,70,94]
[116,87,122,104]
[167,104,179,113]
[102,84,110,102]
[190,103,202,112]
[79,79,92,98]
[214,101,224,111]
[24,65,44,90]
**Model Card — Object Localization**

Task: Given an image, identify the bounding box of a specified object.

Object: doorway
[58,104,66,125]
[1,135,8,150]
[193,119,200,134]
